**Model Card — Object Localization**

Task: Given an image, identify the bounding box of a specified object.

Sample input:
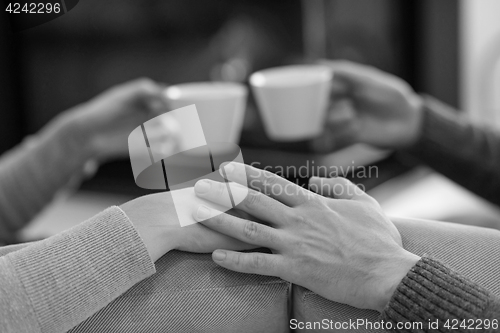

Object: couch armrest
[292,217,500,332]
[70,251,291,333]
[1,241,291,332]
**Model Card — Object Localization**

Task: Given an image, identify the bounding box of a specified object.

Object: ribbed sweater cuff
[7,206,156,333]
[380,257,492,331]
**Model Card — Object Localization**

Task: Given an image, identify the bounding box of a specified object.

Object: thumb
[318,59,372,96]
[309,99,358,153]
[325,99,355,127]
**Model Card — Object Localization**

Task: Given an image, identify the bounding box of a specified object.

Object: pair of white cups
[162,64,333,149]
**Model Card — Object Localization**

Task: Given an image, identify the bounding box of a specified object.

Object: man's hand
[192,163,420,312]
[120,190,255,263]
[311,60,424,151]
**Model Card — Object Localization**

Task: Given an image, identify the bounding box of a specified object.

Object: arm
[191,163,500,327]
[0,190,253,333]
[0,207,155,333]
[317,60,500,207]
[402,95,500,205]
[0,78,172,244]
[0,117,91,244]
[291,215,500,333]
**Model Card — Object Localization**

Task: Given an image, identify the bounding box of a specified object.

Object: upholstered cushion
[292,217,500,332]
[70,250,290,333]
[1,243,290,333]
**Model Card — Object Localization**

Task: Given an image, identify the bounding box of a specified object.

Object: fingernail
[194,180,210,194]
[224,163,234,175]
[213,250,226,261]
[148,99,164,112]
[195,205,211,221]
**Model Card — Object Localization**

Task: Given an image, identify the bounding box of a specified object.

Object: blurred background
[1,0,500,239]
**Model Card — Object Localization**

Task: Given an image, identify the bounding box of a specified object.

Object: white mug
[164,82,248,152]
[250,65,332,141]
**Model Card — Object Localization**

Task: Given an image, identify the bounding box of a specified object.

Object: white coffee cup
[164,82,247,152]
[250,65,332,141]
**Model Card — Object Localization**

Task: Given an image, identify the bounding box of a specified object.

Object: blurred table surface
[19,145,500,241]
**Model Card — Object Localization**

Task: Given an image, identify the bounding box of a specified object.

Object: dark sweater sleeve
[380,257,500,332]
[401,95,500,206]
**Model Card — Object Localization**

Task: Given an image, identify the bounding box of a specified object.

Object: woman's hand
[311,60,424,152]
[191,163,420,312]
[120,190,255,263]
[56,78,178,163]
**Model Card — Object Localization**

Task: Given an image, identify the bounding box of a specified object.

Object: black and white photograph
[1,0,499,332]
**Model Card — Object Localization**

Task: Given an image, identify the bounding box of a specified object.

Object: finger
[309,129,336,153]
[318,60,361,99]
[319,60,375,82]
[330,77,350,99]
[219,162,313,207]
[146,112,181,143]
[120,78,168,113]
[115,77,159,98]
[324,100,357,135]
[226,208,260,223]
[194,179,292,226]
[211,250,284,277]
[179,223,257,252]
[308,176,374,203]
[318,60,378,97]
[193,206,284,249]
[309,120,356,153]
[309,100,357,152]
[326,99,355,126]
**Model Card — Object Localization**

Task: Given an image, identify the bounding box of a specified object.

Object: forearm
[380,257,500,332]
[402,95,500,206]
[0,206,156,333]
[0,113,93,243]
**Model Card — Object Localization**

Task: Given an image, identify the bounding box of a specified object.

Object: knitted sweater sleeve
[380,257,500,332]
[0,206,156,333]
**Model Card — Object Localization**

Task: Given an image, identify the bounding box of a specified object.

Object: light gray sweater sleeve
[0,119,92,244]
[0,206,156,333]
